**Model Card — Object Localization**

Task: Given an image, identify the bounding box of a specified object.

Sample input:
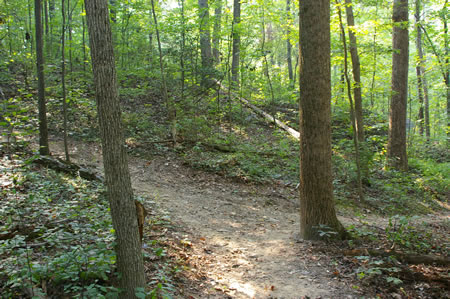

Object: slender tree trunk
[4,0,12,56]
[61,0,69,161]
[179,0,186,102]
[441,0,449,141]
[48,0,55,58]
[261,5,275,121]
[149,7,154,64]
[415,0,431,141]
[387,0,409,171]
[415,0,424,135]
[336,0,363,201]
[299,0,346,240]
[44,0,49,35]
[286,0,293,84]
[35,0,50,155]
[29,0,34,55]
[231,0,241,85]
[212,0,222,64]
[151,0,177,144]
[67,0,73,74]
[84,1,146,297]
[370,0,379,108]
[198,0,214,86]
[82,2,87,72]
[344,0,364,141]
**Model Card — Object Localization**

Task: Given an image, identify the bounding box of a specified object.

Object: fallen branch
[344,248,450,266]
[214,80,300,140]
[34,155,103,182]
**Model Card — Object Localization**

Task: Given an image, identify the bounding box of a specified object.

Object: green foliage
[385,215,439,253]
[0,158,118,297]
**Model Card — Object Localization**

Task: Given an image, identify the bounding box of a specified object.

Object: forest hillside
[0,0,449,298]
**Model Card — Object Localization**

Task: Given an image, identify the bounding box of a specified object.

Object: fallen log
[34,155,103,182]
[214,80,300,140]
[343,248,450,266]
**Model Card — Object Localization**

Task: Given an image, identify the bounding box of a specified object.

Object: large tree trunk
[231,0,241,85]
[212,0,222,64]
[286,0,293,84]
[387,0,409,171]
[35,0,50,155]
[84,0,146,297]
[344,0,364,141]
[198,0,214,86]
[298,0,346,240]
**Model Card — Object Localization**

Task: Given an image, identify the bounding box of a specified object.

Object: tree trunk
[370,0,379,108]
[84,1,146,297]
[441,0,449,141]
[198,0,213,86]
[35,0,50,155]
[231,0,241,85]
[415,0,430,141]
[151,0,177,144]
[212,0,222,64]
[336,0,364,201]
[48,0,55,58]
[179,0,186,102]
[299,0,346,240]
[61,0,69,161]
[286,0,293,84]
[82,2,87,72]
[344,0,364,141]
[387,0,409,171]
[44,0,49,35]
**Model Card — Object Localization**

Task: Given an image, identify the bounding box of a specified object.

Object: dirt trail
[50,140,359,298]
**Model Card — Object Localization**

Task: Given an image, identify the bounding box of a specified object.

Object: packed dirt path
[50,139,360,298]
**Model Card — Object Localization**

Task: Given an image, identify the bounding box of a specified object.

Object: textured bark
[198,0,214,85]
[286,0,293,83]
[84,0,146,297]
[388,0,409,170]
[35,0,50,155]
[231,0,241,85]
[299,0,346,240]
[344,0,364,141]
[212,0,222,64]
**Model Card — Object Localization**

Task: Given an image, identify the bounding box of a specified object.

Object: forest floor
[46,137,449,299]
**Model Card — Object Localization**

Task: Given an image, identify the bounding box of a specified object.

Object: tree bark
[299,0,346,240]
[84,0,146,297]
[231,0,241,85]
[344,0,364,141]
[35,0,50,155]
[61,0,69,161]
[441,0,449,141]
[151,0,177,144]
[336,0,364,201]
[286,0,293,84]
[212,0,222,64]
[387,0,409,171]
[198,0,214,86]
[415,0,430,141]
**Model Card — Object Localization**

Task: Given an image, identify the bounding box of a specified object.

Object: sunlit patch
[229,281,256,297]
